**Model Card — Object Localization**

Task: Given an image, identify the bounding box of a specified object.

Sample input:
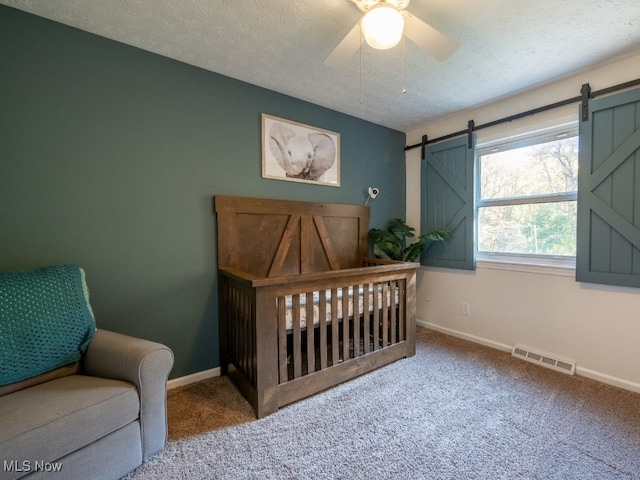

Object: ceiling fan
[324,0,459,68]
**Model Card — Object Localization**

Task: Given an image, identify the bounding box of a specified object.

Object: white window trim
[477,191,577,208]
[476,252,575,276]
[475,123,578,270]
[477,122,578,153]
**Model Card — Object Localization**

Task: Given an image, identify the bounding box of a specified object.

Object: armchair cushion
[0,265,96,385]
[0,375,140,467]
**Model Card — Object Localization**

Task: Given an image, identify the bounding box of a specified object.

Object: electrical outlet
[462,302,470,316]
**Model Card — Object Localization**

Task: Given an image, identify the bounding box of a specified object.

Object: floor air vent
[512,345,575,375]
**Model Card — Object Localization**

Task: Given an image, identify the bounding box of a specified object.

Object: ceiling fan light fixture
[360,3,404,50]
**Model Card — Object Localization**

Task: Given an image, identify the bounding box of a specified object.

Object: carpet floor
[123,327,640,479]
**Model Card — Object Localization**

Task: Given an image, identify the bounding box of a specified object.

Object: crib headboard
[215,196,370,278]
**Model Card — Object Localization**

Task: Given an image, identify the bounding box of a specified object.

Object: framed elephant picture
[262,114,340,187]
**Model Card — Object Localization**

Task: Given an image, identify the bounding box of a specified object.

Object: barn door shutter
[421,135,475,270]
[577,86,640,287]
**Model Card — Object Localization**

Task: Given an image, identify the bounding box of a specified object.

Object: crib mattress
[280,285,399,330]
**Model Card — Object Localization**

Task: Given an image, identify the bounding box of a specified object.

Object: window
[476,125,578,267]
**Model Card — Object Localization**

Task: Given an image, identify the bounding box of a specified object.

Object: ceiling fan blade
[403,13,459,62]
[323,22,363,68]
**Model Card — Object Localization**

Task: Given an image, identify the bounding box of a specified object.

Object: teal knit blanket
[0,265,96,386]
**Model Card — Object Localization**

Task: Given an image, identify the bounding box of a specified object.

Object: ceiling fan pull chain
[402,35,407,94]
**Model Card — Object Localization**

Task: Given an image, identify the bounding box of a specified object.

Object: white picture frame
[262,113,340,187]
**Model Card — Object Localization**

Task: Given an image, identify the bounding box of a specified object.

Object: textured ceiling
[3,0,640,132]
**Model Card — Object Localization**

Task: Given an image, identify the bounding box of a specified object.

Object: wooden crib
[215,195,418,418]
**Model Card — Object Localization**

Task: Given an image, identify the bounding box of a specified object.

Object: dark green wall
[0,6,406,379]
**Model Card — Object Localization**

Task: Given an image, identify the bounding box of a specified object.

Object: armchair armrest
[83,329,174,461]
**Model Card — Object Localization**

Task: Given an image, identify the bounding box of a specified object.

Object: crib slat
[382,282,389,348]
[319,290,328,369]
[331,288,339,366]
[278,296,288,383]
[236,290,242,371]
[372,282,380,350]
[342,286,349,361]
[232,289,242,374]
[292,294,302,378]
[232,288,244,378]
[363,283,371,354]
[390,280,397,345]
[399,279,406,341]
[228,288,235,365]
[306,292,315,374]
[227,287,234,366]
[353,285,361,357]
[245,292,254,381]
[240,290,248,379]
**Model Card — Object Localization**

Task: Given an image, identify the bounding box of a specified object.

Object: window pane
[478,202,576,256]
[480,136,578,200]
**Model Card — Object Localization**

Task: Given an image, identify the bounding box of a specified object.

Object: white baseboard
[417,319,512,353]
[167,367,220,390]
[575,366,640,394]
[417,319,640,395]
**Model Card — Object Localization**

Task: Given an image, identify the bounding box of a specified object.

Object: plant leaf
[404,240,426,262]
[420,230,452,242]
[387,218,415,242]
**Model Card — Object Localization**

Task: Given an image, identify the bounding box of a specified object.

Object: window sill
[476,254,575,277]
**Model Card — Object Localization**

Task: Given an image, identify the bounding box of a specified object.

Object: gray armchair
[1,329,174,480]
[0,265,174,480]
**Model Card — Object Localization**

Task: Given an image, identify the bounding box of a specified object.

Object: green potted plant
[368,218,451,262]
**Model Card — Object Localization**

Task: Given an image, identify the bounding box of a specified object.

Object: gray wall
[0,6,406,378]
